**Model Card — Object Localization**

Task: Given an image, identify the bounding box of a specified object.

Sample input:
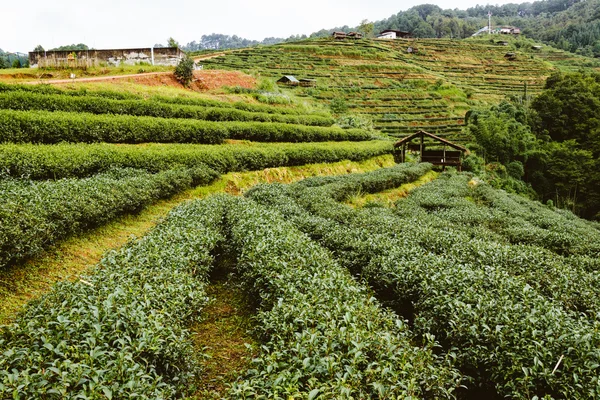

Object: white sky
[3,0,516,53]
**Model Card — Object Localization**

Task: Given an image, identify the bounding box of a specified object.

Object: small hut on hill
[277,75,300,86]
[394,130,469,171]
[377,30,411,39]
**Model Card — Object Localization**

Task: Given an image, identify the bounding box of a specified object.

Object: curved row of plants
[0,82,309,115]
[245,166,600,399]
[0,166,217,269]
[0,109,370,145]
[0,195,230,398]
[225,195,461,398]
[0,140,393,180]
[0,91,334,126]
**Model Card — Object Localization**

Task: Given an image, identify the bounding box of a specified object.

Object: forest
[464,71,600,220]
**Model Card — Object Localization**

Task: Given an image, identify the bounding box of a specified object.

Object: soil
[17,70,256,92]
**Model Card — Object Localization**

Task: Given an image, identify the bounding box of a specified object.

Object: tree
[50,43,89,51]
[12,59,21,68]
[358,19,374,38]
[167,37,179,48]
[33,45,44,52]
[174,56,194,87]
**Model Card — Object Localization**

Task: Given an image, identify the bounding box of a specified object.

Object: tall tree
[358,19,374,38]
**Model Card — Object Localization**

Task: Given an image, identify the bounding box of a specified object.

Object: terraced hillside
[203,37,556,143]
[0,82,390,270]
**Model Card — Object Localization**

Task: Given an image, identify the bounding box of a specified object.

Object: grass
[0,154,395,325]
[346,169,439,207]
[187,252,257,399]
[0,64,173,82]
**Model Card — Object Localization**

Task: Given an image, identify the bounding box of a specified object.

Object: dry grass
[346,169,438,208]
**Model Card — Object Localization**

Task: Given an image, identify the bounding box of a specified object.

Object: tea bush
[0,195,230,398]
[0,141,393,180]
[0,166,217,268]
[0,91,334,126]
[0,109,370,144]
[226,196,460,398]
[246,166,600,399]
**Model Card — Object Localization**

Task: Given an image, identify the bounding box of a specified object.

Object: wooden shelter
[347,32,363,39]
[394,130,469,171]
[299,78,317,87]
[332,31,347,40]
[277,75,300,86]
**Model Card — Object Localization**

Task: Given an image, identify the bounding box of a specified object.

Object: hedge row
[0,166,218,269]
[225,196,460,398]
[0,91,334,126]
[245,168,600,399]
[0,82,310,115]
[0,109,370,144]
[0,140,393,180]
[0,195,229,398]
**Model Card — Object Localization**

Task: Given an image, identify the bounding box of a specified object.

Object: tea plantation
[201,37,562,143]
[1,37,600,399]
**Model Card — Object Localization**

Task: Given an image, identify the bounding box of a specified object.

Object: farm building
[377,30,411,39]
[299,78,317,87]
[332,32,347,40]
[277,75,300,86]
[347,32,363,39]
[394,130,469,171]
[29,47,185,68]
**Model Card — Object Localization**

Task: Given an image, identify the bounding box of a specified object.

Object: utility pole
[488,11,492,34]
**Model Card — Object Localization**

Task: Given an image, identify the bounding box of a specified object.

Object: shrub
[0,195,229,398]
[174,56,195,87]
[0,140,393,180]
[0,166,217,268]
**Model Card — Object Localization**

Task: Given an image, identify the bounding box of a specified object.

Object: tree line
[464,71,600,220]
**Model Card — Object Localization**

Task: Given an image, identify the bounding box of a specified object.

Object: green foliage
[33,45,44,52]
[358,19,375,38]
[225,85,293,105]
[0,195,228,398]
[0,141,394,180]
[0,109,369,145]
[335,114,374,131]
[0,90,334,126]
[461,153,484,173]
[329,97,348,114]
[528,72,600,218]
[49,43,89,51]
[174,56,194,87]
[0,109,227,144]
[247,167,600,398]
[506,160,525,179]
[227,188,460,398]
[11,59,20,69]
[0,166,217,269]
[465,101,536,164]
[0,82,308,115]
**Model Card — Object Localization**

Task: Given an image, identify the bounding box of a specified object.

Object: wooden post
[419,133,424,163]
[443,144,446,171]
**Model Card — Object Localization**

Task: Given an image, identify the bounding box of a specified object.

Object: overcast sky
[3,0,517,53]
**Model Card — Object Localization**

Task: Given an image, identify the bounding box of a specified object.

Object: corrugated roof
[278,75,299,82]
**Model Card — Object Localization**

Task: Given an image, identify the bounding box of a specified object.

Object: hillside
[313,0,600,57]
[200,36,596,143]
